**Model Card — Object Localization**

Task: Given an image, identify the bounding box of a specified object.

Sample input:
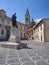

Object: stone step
[1,42,19,49]
[9,37,16,43]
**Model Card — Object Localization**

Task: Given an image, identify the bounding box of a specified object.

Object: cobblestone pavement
[0,40,49,65]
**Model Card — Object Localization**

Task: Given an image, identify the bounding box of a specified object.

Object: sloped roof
[33,18,49,29]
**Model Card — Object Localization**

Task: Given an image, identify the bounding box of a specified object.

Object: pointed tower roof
[25,9,30,15]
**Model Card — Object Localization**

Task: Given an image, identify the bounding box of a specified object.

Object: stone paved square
[0,40,49,65]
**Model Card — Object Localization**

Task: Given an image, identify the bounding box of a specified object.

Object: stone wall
[44,19,49,42]
[33,21,44,42]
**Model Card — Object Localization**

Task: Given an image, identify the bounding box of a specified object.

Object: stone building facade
[17,22,26,40]
[0,9,12,40]
[0,9,49,42]
[0,9,26,40]
[26,19,36,40]
[26,25,33,40]
[25,9,30,39]
[25,9,36,40]
[0,9,36,41]
[33,18,49,42]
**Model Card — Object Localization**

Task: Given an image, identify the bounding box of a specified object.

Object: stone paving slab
[7,58,20,64]
[22,61,35,65]
[20,57,31,62]
[0,40,49,65]
[47,59,49,64]
[36,60,49,65]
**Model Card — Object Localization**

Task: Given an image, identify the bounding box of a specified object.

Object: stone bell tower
[25,9,30,39]
[25,9,30,26]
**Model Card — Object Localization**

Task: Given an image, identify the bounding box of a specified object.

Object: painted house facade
[33,18,49,42]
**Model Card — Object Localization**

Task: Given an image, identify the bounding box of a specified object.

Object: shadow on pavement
[16,42,32,50]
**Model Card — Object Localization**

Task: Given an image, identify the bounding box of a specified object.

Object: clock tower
[25,9,30,26]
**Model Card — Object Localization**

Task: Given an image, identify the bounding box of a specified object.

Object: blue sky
[0,0,49,23]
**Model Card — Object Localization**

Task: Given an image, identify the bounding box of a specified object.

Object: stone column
[42,23,44,42]
[39,26,41,41]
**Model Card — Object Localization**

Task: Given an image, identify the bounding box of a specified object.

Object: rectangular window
[21,26,22,31]
[24,33,25,37]
[21,32,22,37]
[1,29,4,35]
